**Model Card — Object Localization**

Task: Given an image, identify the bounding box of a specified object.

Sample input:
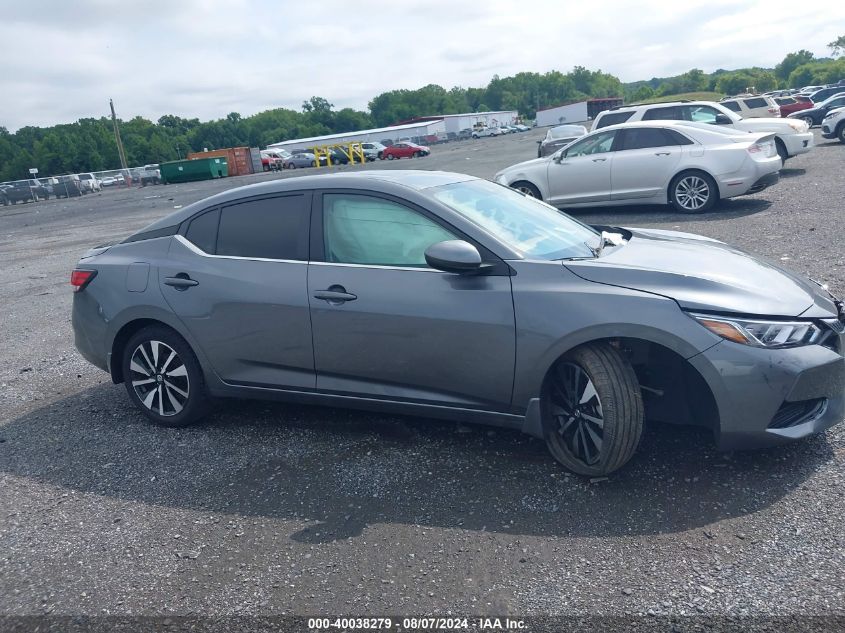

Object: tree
[829,35,845,57]
[775,50,815,81]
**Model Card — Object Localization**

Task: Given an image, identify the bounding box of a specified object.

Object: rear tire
[669,171,718,214]
[122,325,210,428]
[802,115,814,128]
[775,140,788,166]
[543,343,644,476]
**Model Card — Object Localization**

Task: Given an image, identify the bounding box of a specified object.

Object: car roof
[605,100,722,113]
[130,171,479,236]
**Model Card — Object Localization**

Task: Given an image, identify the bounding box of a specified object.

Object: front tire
[387,154,395,160]
[511,181,541,199]
[543,343,644,476]
[669,171,718,213]
[838,123,845,144]
[122,326,210,428]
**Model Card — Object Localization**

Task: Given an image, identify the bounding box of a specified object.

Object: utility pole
[109,98,128,170]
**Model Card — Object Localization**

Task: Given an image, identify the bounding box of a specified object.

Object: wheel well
[510,180,541,197]
[109,318,172,384]
[543,337,720,433]
[668,168,718,197]
[774,137,787,155]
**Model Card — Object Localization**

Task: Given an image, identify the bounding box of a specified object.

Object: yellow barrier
[309,142,367,167]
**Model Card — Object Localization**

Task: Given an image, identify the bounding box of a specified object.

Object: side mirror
[714,113,732,125]
[425,240,482,274]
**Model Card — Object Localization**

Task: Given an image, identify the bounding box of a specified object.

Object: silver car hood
[564,228,838,318]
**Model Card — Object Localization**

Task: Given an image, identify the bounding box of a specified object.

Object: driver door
[546,130,617,206]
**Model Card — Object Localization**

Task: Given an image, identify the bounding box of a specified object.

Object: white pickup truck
[140,164,161,186]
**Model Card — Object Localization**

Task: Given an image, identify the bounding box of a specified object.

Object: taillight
[70,269,97,292]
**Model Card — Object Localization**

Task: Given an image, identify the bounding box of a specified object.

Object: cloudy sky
[0,0,839,131]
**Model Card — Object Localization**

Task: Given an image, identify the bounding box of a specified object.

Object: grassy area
[636,92,724,104]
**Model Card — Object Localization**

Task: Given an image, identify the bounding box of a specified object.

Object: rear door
[546,129,617,205]
[159,192,315,389]
[610,127,685,200]
[307,191,516,409]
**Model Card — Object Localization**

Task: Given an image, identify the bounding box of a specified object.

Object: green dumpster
[160,157,228,184]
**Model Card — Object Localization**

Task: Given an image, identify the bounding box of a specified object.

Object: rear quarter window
[743,98,767,109]
[594,111,634,129]
[216,194,310,260]
[185,208,220,254]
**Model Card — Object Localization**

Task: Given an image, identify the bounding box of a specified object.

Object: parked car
[807,86,845,104]
[537,124,588,158]
[786,93,845,127]
[514,124,531,132]
[284,151,319,169]
[327,148,351,165]
[70,170,845,476]
[495,121,781,214]
[3,179,49,203]
[457,128,474,140]
[260,151,285,171]
[100,176,117,187]
[773,96,813,117]
[138,165,161,186]
[360,142,387,160]
[720,95,780,118]
[78,173,101,192]
[592,100,813,164]
[821,107,845,143]
[471,127,500,138]
[53,175,83,197]
[382,142,430,159]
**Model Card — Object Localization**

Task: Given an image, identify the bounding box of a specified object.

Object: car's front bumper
[689,334,845,450]
[821,122,839,138]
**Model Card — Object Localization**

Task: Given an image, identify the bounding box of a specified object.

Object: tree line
[1,41,842,183]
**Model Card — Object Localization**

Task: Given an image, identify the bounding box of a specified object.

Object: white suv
[720,95,780,118]
[821,107,845,143]
[592,101,812,164]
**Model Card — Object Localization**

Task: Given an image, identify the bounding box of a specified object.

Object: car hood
[564,228,839,318]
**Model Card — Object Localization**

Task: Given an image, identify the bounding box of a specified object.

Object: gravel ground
[1,129,843,628]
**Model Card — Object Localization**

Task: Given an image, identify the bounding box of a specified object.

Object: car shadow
[0,383,832,544]
[570,198,772,224]
[779,167,807,178]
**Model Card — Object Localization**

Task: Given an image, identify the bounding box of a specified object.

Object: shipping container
[186,147,254,177]
[160,157,228,184]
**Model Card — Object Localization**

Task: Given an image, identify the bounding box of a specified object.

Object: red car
[775,96,813,117]
[383,142,430,160]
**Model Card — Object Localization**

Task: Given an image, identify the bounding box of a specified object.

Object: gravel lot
[1,128,844,628]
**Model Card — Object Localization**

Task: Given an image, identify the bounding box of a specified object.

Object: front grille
[769,398,827,430]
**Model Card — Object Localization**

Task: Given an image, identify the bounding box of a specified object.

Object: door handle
[164,274,199,289]
[313,285,357,304]
[654,152,672,156]
[592,158,607,162]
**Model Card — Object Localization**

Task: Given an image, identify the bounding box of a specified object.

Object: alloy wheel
[548,363,604,466]
[674,176,710,211]
[516,184,538,198]
[129,340,190,417]
[802,116,814,127]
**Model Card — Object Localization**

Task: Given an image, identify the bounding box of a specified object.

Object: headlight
[825,111,842,121]
[786,120,809,133]
[689,313,824,348]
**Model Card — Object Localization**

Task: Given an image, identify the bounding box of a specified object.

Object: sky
[0,0,839,131]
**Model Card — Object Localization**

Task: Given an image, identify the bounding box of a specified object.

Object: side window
[619,128,676,150]
[743,98,767,109]
[721,101,742,112]
[641,106,681,121]
[680,106,721,123]
[323,194,456,267]
[185,208,220,253]
[216,195,309,260]
[595,111,634,128]
[565,130,616,157]
[830,97,845,108]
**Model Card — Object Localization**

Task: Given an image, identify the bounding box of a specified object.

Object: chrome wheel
[549,363,604,466]
[802,116,814,128]
[129,340,190,417]
[674,176,710,211]
[515,184,539,198]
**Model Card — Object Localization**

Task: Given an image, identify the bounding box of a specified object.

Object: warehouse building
[397,110,519,134]
[267,120,446,152]
[534,98,623,127]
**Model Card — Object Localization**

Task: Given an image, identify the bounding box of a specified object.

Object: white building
[267,120,446,151]
[535,102,589,127]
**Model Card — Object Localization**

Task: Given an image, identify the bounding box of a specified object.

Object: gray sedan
[283,152,319,169]
[71,171,845,475]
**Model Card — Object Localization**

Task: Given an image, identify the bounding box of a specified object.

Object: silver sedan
[496,121,782,213]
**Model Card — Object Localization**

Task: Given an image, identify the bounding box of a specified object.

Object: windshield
[430,180,598,260]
